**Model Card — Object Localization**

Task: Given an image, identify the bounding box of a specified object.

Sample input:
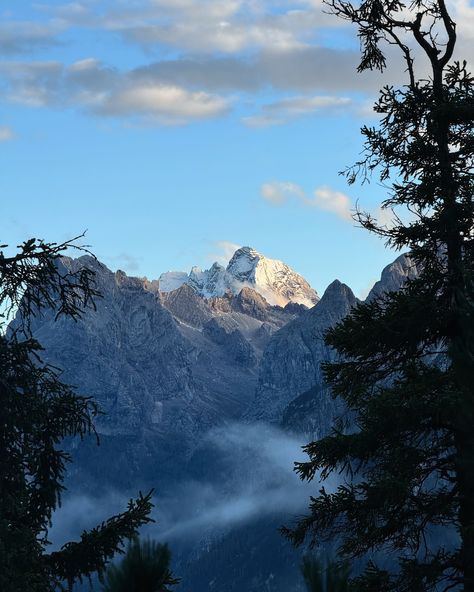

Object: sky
[1,0,474,298]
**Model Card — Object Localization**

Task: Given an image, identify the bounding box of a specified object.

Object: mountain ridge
[23,247,418,592]
[158,246,320,308]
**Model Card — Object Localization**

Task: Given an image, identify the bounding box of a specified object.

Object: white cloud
[451,0,474,39]
[312,185,353,221]
[245,94,352,126]
[261,181,353,221]
[122,19,304,54]
[0,126,14,142]
[261,181,305,204]
[260,181,416,228]
[60,0,335,55]
[68,57,100,72]
[10,1,474,127]
[95,84,230,124]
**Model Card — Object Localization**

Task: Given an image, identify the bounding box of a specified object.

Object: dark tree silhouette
[102,538,180,592]
[284,0,474,590]
[301,556,350,592]
[0,236,153,591]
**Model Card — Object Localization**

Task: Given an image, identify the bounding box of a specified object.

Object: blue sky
[2,0,473,298]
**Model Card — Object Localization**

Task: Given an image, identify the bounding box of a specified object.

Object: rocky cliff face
[29,253,311,459]
[30,256,196,438]
[247,280,358,424]
[367,252,419,300]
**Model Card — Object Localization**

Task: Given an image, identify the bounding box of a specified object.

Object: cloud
[48,422,321,549]
[261,181,353,221]
[312,185,353,221]
[34,2,92,24]
[261,181,415,227]
[155,421,335,540]
[0,60,65,107]
[244,94,352,126]
[0,52,365,126]
[261,181,305,204]
[130,47,383,95]
[94,84,230,124]
[267,95,351,115]
[9,1,472,127]
[0,126,14,142]
[208,240,242,266]
[454,0,474,38]
[120,17,304,55]
[38,0,339,55]
[0,20,62,55]
[0,58,230,125]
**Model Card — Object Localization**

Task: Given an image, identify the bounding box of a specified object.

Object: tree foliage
[301,556,351,592]
[284,1,474,590]
[102,538,180,592]
[0,236,153,591]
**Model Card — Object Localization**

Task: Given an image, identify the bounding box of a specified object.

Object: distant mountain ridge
[24,246,418,592]
[159,246,320,308]
[26,247,417,463]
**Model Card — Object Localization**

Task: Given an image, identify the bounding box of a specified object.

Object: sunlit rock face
[159,246,320,308]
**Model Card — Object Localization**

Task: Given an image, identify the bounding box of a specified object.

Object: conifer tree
[284,0,474,590]
[102,538,180,592]
[0,236,153,591]
[301,556,350,592]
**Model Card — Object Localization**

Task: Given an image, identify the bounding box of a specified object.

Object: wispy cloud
[261,181,353,221]
[36,0,340,55]
[261,181,305,204]
[244,94,352,126]
[50,422,321,548]
[0,126,14,142]
[260,180,413,228]
[0,20,63,55]
[208,240,242,266]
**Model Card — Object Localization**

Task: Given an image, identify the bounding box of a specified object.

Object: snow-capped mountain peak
[158,246,319,308]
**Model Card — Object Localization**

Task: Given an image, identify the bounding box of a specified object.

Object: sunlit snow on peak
[157,246,319,308]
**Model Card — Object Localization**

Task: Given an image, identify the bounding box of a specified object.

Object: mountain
[28,249,310,485]
[25,247,412,591]
[247,280,358,425]
[159,246,320,308]
[367,252,419,300]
